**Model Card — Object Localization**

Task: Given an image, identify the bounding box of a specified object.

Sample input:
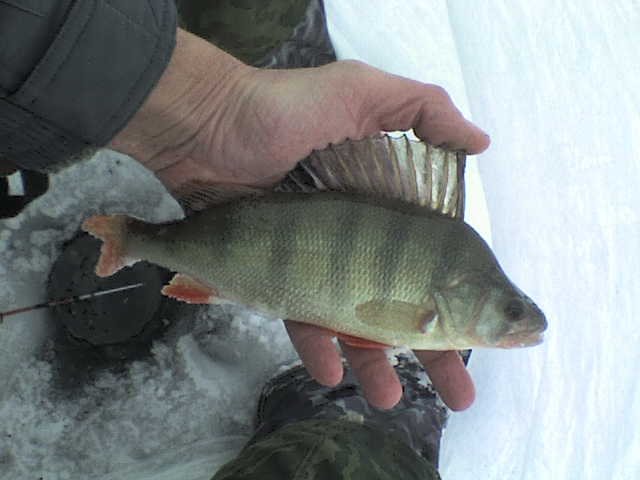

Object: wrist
[108,28,254,173]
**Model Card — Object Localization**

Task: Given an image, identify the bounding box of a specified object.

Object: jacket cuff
[0,0,177,172]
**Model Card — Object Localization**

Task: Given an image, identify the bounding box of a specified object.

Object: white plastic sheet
[327,1,640,478]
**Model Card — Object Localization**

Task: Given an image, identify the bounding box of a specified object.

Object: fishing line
[0,283,145,324]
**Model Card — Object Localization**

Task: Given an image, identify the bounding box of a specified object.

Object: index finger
[415,350,475,411]
[353,66,491,154]
[284,320,344,387]
[408,84,491,155]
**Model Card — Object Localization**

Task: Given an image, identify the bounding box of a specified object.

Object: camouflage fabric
[211,419,441,480]
[211,355,446,479]
[254,0,335,69]
[175,0,336,68]
[176,0,312,65]
[251,356,448,467]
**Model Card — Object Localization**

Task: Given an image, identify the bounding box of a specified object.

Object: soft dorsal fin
[276,135,466,220]
[174,181,265,215]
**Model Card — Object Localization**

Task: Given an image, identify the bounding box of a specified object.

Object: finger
[284,320,343,386]
[415,350,475,411]
[352,66,490,154]
[340,342,402,409]
[410,84,491,155]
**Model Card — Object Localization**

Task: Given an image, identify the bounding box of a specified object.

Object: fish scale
[128,194,457,343]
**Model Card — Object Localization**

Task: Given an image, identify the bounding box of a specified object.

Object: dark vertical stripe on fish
[212,203,246,294]
[377,211,411,299]
[268,204,298,303]
[212,206,236,259]
[329,199,361,304]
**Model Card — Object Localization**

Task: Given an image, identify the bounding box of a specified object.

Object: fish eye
[504,299,525,322]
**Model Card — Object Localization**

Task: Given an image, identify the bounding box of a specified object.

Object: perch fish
[82,136,547,350]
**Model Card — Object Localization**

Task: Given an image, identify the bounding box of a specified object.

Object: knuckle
[425,84,453,104]
[326,59,376,83]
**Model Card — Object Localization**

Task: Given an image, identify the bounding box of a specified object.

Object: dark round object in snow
[47,233,171,345]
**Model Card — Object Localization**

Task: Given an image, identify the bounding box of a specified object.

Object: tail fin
[81,215,135,277]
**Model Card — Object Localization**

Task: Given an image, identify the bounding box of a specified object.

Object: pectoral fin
[356,299,439,334]
[419,310,439,334]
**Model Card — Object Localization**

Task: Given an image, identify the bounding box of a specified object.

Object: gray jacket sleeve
[0,0,177,172]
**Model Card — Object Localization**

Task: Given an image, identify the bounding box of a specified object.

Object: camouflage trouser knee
[211,419,441,480]
[175,0,335,68]
[176,0,312,64]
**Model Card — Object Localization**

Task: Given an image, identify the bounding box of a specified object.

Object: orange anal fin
[161,273,220,304]
[335,332,391,349]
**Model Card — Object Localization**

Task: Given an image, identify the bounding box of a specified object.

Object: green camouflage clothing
[250,359,447,467]
[212,419,441,480]
[176,0,335,68]
[176,0,311,64]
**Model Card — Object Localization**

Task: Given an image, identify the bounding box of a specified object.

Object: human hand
[285,321,475,410]
[109,28,486,410]
[110,29,489,191]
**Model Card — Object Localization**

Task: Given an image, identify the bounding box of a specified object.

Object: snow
[1,1,638,479]
[0,154,297,479]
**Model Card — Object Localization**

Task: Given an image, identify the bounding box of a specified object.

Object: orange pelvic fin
[336,332,391,349]
[161,274,220,304]
[82,215,136,277]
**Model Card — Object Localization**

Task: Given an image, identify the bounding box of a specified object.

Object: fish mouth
[496,329,545,348]
[496,308,548,348]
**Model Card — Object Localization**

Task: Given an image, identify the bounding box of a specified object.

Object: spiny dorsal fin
[276,135,466,220]
[174,136,465,219]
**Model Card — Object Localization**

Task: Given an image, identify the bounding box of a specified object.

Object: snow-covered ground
[1,1,638,479]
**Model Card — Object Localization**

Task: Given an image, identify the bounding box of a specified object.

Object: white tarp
[327,1,640,477]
